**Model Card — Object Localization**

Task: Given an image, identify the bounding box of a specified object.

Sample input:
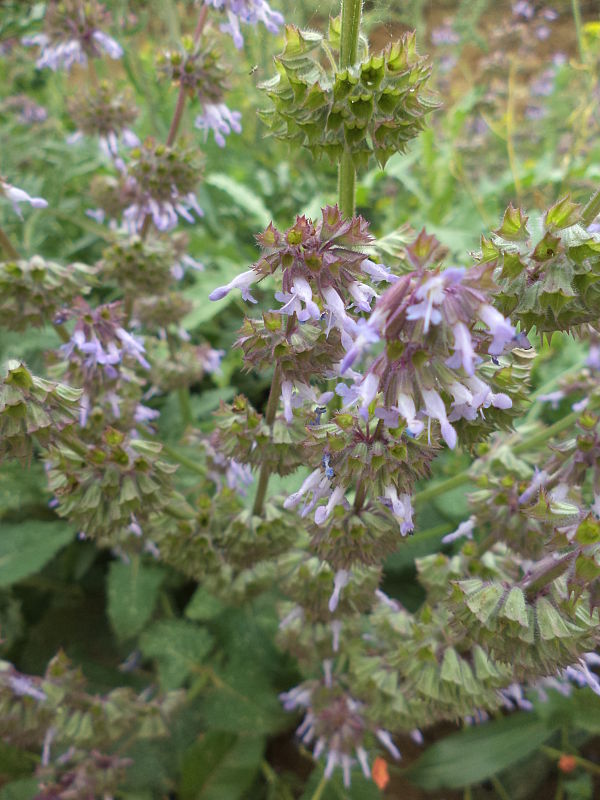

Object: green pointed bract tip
[0,360,82,464]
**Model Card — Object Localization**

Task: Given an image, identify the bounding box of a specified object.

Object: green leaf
[179,732,264,800]
[0,521,73,587]
[185,587,226,621]
[199,662,288,735]
[140,620,213,689]
[300,769,381,799]
[107,560,165,640]
[0,779,40,800]
[205,174,273,228]
[406,713,556,790]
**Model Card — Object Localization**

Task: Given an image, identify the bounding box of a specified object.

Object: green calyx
[259,23,437,169]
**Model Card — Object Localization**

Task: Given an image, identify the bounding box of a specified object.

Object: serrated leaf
[0,521,73,586]
[179,733,264,800]
[107,560,165,640]
[140,620,213,689]
[406,713,556,790]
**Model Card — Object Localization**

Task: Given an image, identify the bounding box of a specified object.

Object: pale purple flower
[331,620,342,652]
[8,675,46,702]
[513,1,534,19]
[315,486,346,526]
[519,469,550,504]
[431,24,459,46]
[91,30,123,59]
[405,274,446,332]
[336,373,379,419]
[329,569,350,612]
[360,258,396,284]
[383,486,414,535]
[339,314,382,374]
[116,327,150,369]
[376,392,424,436]
[195,103,242,147]
[446,321,477,375]
[587,344,600,370]
[441,516,475,544]
[375,729,401,760]
[226,459,253,495]
[209,268,260,302]
[478,304,515,355]
[410,729,424,746]
[499,683,533,711]
[281,379,294,423]
[204,0,284,49]
[123,186,203,233]
[421,388,457,449]
[348,281,377,312]
[23,28,122,72]
[0,179,47,218]
[322,285,357,343]
[284,468,331,518]
[537,390,564,409]
[171,254,204,280]
[134,403,160,424]
[275,276,320,321]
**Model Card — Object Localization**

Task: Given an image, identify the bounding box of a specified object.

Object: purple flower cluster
[204,0,284,49]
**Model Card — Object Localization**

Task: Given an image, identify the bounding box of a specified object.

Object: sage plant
[1,0,600,796]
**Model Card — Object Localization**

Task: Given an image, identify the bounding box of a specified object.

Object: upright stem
[0,224,19,260]
[337,0,362,219]
[571,0,586,64]
[252,364,283,516]
[338,150,356,219]
[339,0,362,69]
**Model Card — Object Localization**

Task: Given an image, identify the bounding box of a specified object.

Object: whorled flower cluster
[23,0,122,72]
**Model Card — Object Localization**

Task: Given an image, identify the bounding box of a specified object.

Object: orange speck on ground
[372,756,390,790]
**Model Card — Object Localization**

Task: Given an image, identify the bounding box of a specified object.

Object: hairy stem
[0,224,19,260]
[338,149,356,219]
[252,364,283,516]
[337,0,362,219]
[524,551,577,599]
[571,0,585,64]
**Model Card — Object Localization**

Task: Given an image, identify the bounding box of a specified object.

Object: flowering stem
[52,323,70,344]
[524,551,577,599]
[571,0,586,65]
[414,399,599,508]
[166,333,193,427]
[337,0,362,218]
[338,150,356,219]
[309,774,328,800]
[166,4,208,147]
[252,363,282,517]
[340,0,362,68]
[0,224,19,260]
